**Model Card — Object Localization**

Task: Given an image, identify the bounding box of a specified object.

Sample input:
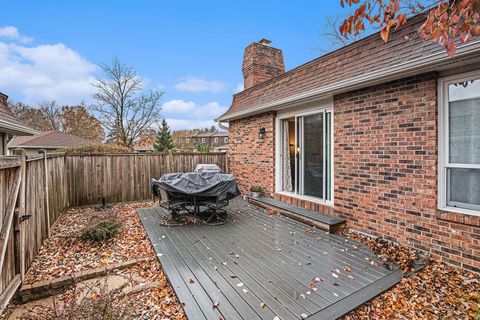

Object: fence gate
[0,151,25,311]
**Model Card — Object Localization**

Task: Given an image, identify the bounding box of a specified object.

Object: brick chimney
[242,39,285,90]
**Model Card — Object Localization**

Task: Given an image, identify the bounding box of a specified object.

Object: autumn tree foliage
[136,128,158,147]
[10,100,61,131]
[61,106,105,142]
[10,101,105,142]
[339,0,480,56]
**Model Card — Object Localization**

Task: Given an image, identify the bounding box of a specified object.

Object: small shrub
[79,214,121,242]
[61,144,132,153]
[250,185,262,193]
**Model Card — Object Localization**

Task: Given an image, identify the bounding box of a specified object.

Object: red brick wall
[334,73,480,273]
[242,42,285,89]
[228,112,276,196]
[228,72,479,272]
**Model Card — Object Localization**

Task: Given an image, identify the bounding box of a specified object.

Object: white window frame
[438,70,480,216]
[275,100,334,206]
[224,137,228,143]
[214,137,218,143]
[201,138,206,143]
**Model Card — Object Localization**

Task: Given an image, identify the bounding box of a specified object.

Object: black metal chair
[198,191,229,225]
[155,186,191,226]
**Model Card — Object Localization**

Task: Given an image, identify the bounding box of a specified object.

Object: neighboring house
[218,16,480,272]
[191,131,229,152]
[8,131,95,156]
[0,92,37,155]
[133,145,155,153]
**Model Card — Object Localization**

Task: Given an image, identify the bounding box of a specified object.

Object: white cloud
[160,99,228,131]
[175,77,226,93]
[0,26,97,104]
[234,82,244,93]
[165,119,219,131]
[162,99,196,114]
[0,26,32,43]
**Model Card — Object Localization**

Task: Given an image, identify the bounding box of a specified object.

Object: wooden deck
[138,198,402,320]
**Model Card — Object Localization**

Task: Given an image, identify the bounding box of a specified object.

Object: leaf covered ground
[341,230,480,320]
[6,202,480,319]
[18,202,186,319]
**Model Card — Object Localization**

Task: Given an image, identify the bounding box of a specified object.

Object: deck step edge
[247,196,345,232]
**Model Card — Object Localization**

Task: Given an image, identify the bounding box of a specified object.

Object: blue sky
[0,0,350,130]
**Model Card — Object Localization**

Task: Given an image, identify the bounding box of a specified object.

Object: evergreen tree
[153,119,174,152]
[196,144,210,153]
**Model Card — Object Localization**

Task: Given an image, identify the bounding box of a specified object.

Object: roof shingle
[8,131,95,148]
[220,15,448,120]
[0,93,36,134]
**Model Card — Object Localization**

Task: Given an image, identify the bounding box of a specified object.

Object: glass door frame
[275,105,334,205]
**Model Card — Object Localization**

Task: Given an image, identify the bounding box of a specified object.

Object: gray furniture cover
[151,172,240,199]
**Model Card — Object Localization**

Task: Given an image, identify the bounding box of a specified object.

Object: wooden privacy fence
[0,151,227,309]
[0,151,68,310]
[66,152,227,206]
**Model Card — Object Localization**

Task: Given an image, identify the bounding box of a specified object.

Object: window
[214,138,218,143]
[224,137,228,143]
[276,106,333,204]
[202,138,206,143]
[439,71,480,215]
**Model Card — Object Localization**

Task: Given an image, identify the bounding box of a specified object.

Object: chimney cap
[258,38,272,46]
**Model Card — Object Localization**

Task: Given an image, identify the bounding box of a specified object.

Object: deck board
[138,198,402,320]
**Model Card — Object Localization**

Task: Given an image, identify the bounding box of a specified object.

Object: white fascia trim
[0,119,38,135]
[8,145,73,149]
[218,40,480,122]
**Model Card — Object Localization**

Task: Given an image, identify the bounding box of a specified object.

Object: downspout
[216,120,229,131]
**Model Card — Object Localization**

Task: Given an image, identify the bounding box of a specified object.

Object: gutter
[7,145,57,149]
[217,40,480,122]
[0,119,39,135]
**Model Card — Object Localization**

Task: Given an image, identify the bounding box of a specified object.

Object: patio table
[151,171,240,224]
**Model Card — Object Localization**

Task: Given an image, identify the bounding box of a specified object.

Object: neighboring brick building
[217,15,480,272]
[191,131,229,152]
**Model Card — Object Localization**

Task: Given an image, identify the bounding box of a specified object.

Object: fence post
[167,151,174,173]
[40,150,51,237]
[13,149,26,282]
[224,152,229,173]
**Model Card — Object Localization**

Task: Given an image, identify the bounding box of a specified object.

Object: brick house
[217,16,480,272]
[191,131,229,152]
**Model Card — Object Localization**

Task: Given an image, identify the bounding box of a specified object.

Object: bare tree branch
[90,58,164,147]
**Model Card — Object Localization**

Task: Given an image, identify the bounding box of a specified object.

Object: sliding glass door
[280,109,332,202]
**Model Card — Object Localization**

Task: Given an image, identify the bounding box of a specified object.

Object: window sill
[437,206,480,227]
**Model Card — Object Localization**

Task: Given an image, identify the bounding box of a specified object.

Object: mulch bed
[340,230,480,320]
[17,202,186,319]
